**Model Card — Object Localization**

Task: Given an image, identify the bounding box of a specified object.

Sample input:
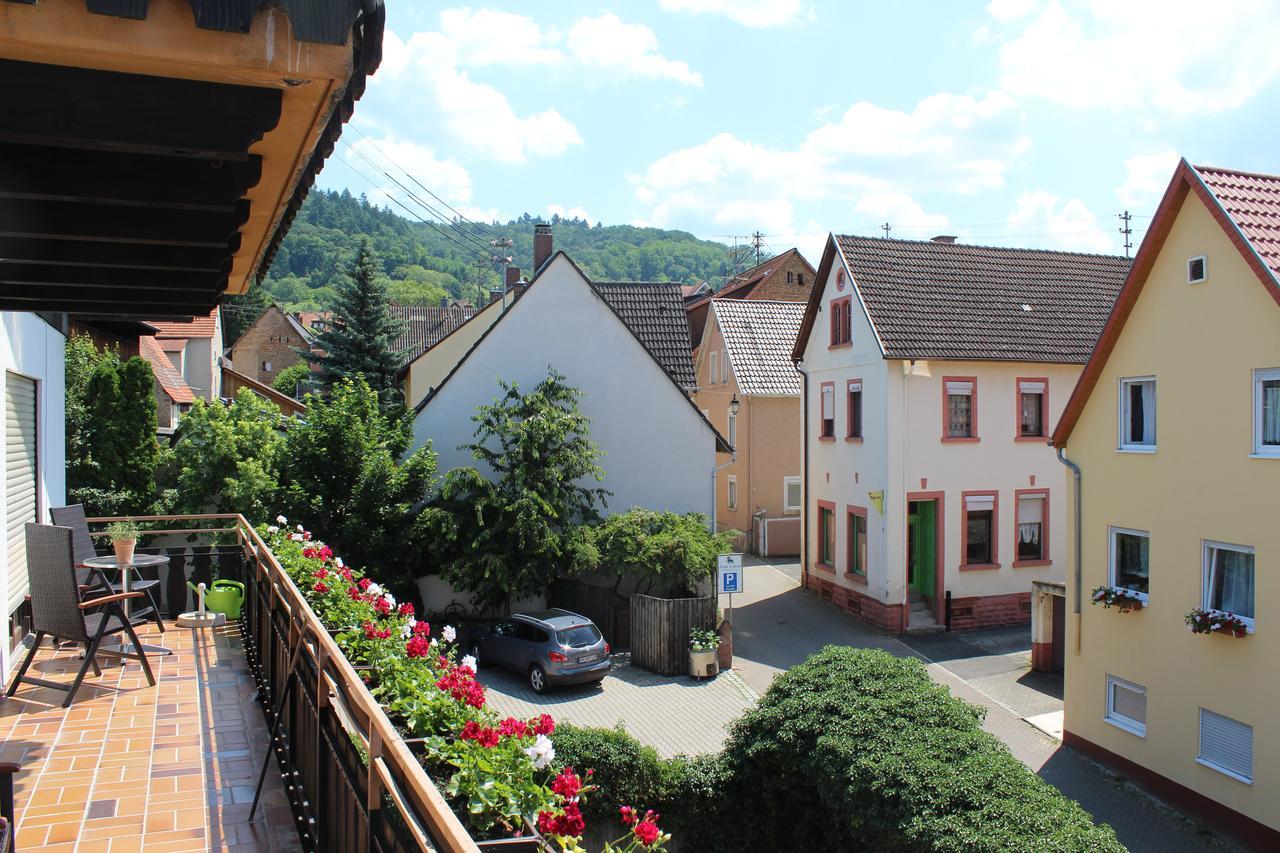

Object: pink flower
[620,806,636,826]
[632,815,660,846]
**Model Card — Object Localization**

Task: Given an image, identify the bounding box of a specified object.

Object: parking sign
[718,553,743,594]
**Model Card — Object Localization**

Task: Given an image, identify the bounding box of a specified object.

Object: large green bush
[551,725,671,825]
[683,647,1122,852]
[576,509,737,598]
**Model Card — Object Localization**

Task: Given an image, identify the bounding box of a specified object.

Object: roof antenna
[1118,211,1133,258]
[881,222,892,239]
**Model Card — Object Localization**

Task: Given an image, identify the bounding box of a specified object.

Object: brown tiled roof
[391,304,478,366]
[139,336,194,404]
[713,300,804,396]
[1195,165,1280,279]
[158,338,188,353]
[593,283,698,388]
[827,236,1130,363]
[148,306,219,338]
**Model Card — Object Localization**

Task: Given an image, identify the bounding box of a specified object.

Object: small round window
[836,268,846,290]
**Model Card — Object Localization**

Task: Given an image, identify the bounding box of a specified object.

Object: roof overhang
[0,0,383,316]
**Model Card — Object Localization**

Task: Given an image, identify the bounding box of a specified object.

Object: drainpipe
[794,359,810,584]
[710,452,736,534]
[1056,445,1082,653]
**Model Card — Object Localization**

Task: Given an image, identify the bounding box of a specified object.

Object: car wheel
[468,642,482,669]
[529,664,548,694]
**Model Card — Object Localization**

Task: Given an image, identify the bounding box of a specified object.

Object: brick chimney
[488,289,503,305]
[533,223,553,272]
[505,266,521,289]
[930,235,958,244]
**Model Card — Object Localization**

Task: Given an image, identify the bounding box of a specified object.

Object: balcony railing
[88,514,480,853]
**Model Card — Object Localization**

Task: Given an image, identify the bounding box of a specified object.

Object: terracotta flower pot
[113,538,136,565]
[1116,599,1139,612]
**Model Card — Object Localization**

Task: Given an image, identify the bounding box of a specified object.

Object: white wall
[411,254,717,519]
[0,312,66,675]
[184,337,214,400]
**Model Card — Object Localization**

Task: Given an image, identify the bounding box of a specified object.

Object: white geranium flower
[366,583,382,597]
[524,734,555,770]
[442,625,456,643]
[266,525,279,534]
[289,533,303,542]
[430,637,439,646]
[296,524,305,532]
[335,557,344,568]
[383,592,396,608]
[461,654,477,672]
[402,619,416,639]
[276,515,288,525]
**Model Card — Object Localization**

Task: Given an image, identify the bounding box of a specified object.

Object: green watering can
[189,579,245,620]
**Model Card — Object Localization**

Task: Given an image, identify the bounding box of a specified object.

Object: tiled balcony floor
[0,621,302,852]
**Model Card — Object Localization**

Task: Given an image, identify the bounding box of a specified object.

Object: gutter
[710,452,737,534]
[1055,445,1083,653]
[794,359,810,584]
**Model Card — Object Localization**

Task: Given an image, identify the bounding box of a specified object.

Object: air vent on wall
[1188,255,1208,284]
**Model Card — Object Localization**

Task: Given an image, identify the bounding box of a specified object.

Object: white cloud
[1003,191,1114,252]
[987,0,1036,21]
[852,193,951,238]
[1116,150,1180,208]
[567,13,702,85]
[348,136,474,205]
[548,204,593,224]
[659,0,812,27]
[436,7,564,67]
[992,0,1280,113]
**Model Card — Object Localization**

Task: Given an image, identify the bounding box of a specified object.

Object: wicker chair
[6,523,156,708]
[50,504,165,633]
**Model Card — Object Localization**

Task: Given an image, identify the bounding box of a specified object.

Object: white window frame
[1197,708,1253,784]
[1187,255,1208,284]
[721,353,730,385]
[1118,376,1157,452]
[1202,540,1255,631]
[1104,675,1147,737]
[262,361,273,372]
[726,475,738,511]
[1108,526,1150,603]
[727,407,737,448]
[1252,367,1280,458]
[783,476,802,513]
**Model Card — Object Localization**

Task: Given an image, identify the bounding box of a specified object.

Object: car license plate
[578,654,598,664]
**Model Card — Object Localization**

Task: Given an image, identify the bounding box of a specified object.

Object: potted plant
[106,520,140,564]
[689,627,720,678]
[1090,585,1144,611]
[1185,608,1249,637]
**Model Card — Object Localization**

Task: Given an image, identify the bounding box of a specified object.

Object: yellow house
[1053,160,1280,848]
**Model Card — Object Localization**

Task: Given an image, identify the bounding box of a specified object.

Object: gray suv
[468,609,611,693]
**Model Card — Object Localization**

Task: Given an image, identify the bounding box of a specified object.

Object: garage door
[6,373,37,616]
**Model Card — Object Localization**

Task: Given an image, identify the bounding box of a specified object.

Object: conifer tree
[311,240,406,409]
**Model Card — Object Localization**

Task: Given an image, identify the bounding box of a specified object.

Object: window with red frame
[820,383,835,437]
[946,379,975,438]
[847,380,863,438]
[848,510,867,575]
[818,505,835,566]
[1019,379,1046,437]
[830,299,852,346]
[964,493,996,565]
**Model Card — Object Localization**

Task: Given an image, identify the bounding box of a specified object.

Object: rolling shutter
[1199,708,1252,781]
[6,373,37,616]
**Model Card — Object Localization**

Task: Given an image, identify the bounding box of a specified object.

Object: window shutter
[1199,709,1253,780]
[709,352,719,385]
[946,380,974,396]
[964,494,994,512]
[821,387,834,419]
[1111,680,1146,724]
[1017,495,1044,525]
[6,373,38,616]
[1019,380,1046,394]
[847,380,862,393]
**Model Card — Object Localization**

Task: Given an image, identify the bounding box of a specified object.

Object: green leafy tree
[74,355,162,514]
[417,370,608,611]
[578,509,737,600]
[271,361,311,398]
[66,334,116,501]
[278,376,436,597]
[310,240,406,409]
[170,390,285,521]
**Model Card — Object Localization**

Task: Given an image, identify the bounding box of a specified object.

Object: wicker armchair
[50,504,165,634]
[6,524,156,708]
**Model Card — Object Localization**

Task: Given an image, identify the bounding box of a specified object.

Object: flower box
[1090,585,1144,611]
[1185,607,1248,637]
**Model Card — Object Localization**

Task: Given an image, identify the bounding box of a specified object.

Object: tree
[417,370,609,611]
[170,390,285,521]
[73,355,163,515]
[277,376,437,598]
[309,239,406,409]
[578,509,736,600]
[271,362,311,398]
[66,334,115,500]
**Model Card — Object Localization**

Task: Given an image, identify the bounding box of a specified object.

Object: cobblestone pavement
[477,656,756,758]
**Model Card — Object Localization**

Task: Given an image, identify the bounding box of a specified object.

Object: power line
[1118,210,1134,257]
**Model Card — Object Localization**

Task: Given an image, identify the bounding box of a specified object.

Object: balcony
[1,515,480,852]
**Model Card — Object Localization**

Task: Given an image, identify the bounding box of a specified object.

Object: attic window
[1188,256,1208,284]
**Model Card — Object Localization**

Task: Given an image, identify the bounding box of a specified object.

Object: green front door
[907,501,937,600]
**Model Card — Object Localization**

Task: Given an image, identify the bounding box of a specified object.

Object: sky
[318,0,1280,265]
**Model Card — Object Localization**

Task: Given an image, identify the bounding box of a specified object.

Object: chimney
[488,289,503,305]
[438,296,448,308]
[505,266,521,289]
[930,235,958,244]
[533,223,553,272]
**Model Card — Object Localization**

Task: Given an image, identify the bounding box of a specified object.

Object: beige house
[694,300,804,555]
[226,304,314,388]
[402,297,508,412]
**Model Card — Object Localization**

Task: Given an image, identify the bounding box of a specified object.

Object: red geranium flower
[357,578,372,592]
[533,713,555,736]
[620,806,636,826]
[497,717,529,738]
[398,602,414,617]
[405,636,431,658]
[550,768,582,800]
[312,581,328,594]
[413,621,431,637]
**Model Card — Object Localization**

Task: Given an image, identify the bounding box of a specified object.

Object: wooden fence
[629,594,715,676]
[547,581,630,649]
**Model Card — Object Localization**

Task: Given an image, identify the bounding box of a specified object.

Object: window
[829,297,852,346]
[1108,527,1150,597]
[726,476,738,510]
[847,508,867,576]
[1018,379,1046,438]
[783,476,802,513]
[727,407,737,447]
[817,503,835,568]
[1188,255,1208,284]
[261,361,273,373]
[1015,491,1047,563]
[1119,377,1156,450]
[1253,368,1280,457]
[721,355,730,385]
[962,493,997,566]
[787,271,794,283]
[1105,676,1147,737]
[798,273,805,286]
[944,378,976,439]
[846,380,863,439]
[820,382,835,438]
[1204,541,1254,627]
[709,351,719,386]
[1198,709,1252,783]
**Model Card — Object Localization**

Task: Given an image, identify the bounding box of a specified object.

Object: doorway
[907,500,937,604]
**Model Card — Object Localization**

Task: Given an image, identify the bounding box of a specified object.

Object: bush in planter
[551,724,671,825]
[682,647,1123,852]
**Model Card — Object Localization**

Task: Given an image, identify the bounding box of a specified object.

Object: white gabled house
[409,249,730,524]
[792,234,1129,633]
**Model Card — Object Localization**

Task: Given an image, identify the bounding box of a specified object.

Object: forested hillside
[259,189,741,311]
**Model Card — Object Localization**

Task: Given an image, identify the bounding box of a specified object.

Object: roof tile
[713,301,804,396]
[1194,165,1280,280]
[593,283,698,388]
[139,336,194,403]
[148,306,219,338]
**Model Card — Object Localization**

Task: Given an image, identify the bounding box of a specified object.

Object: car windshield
[558,625,601,648]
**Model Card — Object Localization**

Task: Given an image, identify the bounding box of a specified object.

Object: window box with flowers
[1185,608,1250,638]
[1091,585,1145,612]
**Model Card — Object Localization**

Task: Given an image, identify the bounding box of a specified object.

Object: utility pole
[1118,211,1133,258]
[881,222,892,239]
[750,231,765,267]
[490,236,514,307]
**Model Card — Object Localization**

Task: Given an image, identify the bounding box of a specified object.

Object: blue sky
[319,0,1280,264]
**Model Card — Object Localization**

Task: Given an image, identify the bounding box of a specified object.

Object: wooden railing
[89,514,479,853]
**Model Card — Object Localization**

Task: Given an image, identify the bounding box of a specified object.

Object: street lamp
[729,394,740,417]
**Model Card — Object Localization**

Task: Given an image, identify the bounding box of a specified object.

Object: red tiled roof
[713,300,805,396]
[158,338,188,353]
[139,336,194,403]
[148,306,218,338]
[1194,165,1280,279]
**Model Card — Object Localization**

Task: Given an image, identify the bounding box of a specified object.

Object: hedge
[679,647,1123,852]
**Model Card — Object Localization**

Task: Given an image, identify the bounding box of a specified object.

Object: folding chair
[50,504,165,633]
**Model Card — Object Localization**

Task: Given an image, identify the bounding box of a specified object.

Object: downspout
[710,453,736,533]
[794,359,810,584]
[1056,445,1082,653]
